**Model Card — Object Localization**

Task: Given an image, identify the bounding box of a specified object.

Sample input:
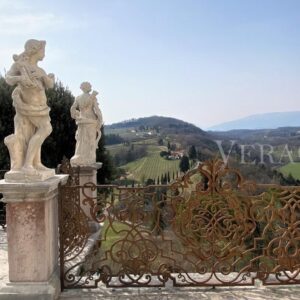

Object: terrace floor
[59,285,300,300]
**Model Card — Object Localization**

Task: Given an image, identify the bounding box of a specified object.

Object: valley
[104,116,300,185]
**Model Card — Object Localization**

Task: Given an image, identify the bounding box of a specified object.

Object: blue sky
[1,0,300,129]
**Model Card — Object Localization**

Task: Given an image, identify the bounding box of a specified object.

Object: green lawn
[279,162,300,179]
[101,220,132,252]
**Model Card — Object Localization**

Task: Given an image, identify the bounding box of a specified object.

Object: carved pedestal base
[0,175,68,300]
[0,271,60,300]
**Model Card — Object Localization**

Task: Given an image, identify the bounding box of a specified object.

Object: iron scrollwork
[59,158,300,289]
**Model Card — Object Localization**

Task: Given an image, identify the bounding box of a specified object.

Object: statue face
[36,47,45,61]
[80,82,92,93]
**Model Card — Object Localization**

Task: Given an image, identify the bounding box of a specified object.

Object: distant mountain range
[208,111,300,131]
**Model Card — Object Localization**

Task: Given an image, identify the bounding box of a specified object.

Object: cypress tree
[179,155,190,173]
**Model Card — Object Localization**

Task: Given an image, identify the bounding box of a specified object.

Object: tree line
[113,144,147,166]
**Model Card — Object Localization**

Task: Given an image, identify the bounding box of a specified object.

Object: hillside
[279,162,300,180]
[105,116,218,184]
[208,111,300,131]
[106,139,181,184]
[210,126,300,143]
[104,116,300,185]
[105,115,217,153]
[209,127,300,165]
[119,142,180,183]
[106,115,206,135]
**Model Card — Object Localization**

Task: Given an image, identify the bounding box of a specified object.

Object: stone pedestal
[0,175,68,300]
[77,163,102,232]
[4,168,55,183]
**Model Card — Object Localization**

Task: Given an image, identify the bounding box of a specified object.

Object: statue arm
[42,73,55,89]
[93,98,103,126]
[5,63,22,86]
[93,98,103,145]
[32,68,55,89]
[70,99,79,119]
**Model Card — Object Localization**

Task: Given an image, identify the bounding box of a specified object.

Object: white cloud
[0,1,88,73]
[0,13,62,35]
[0,0,87,36]
[0,0,27,10]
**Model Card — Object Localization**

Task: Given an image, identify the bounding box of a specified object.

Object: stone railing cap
[0,175,68,202]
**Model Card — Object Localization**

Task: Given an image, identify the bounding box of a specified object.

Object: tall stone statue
[4,39,55,182]
[70,82,103,166]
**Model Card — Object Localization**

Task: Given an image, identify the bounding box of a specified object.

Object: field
[107,140,181,183]
[123,152,180,182]
[106,138,158,156]
[279,162,300,179]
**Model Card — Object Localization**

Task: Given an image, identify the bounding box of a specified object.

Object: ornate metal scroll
[58,159,90,288]
[59,158,300,289]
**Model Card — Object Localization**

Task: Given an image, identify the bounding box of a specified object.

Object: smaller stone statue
[70,82,103,166]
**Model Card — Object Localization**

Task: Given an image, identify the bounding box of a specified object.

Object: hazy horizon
[1,0,299,129]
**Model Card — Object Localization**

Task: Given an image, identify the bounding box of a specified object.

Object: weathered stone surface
[59,285,300,299]
[78,163,102,224]
[4,39,56,183]
[6,199,56,281]
[0,271,60,300]
[0,175,67,200]
[4,168,55,183]
[0,229,8,290]
[0,175,68,299]
[0,230,60,300]
[70,82,103,167]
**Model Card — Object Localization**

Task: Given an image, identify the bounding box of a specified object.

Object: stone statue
[4,39,55,182]
[70,82,103,166]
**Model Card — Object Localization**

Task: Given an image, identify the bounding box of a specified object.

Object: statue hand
[31,69,45,79]
[91,91,99,100]
[71,110,80,119]
[96,120,102,130]
[20,75,35,88]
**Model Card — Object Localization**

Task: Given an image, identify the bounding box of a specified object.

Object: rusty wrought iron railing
[58,159,300,289]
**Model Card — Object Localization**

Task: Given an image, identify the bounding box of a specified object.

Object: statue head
[25,39,46,60]
[80,82,92,93]
[13,39,46,62]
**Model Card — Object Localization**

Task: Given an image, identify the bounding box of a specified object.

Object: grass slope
[107,139,181,182]
[279,162,300,179]
[124,153,180,182]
